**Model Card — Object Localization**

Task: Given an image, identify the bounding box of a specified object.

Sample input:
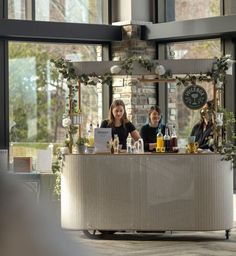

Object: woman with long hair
[100,99,140,149]
[190,100,214,150]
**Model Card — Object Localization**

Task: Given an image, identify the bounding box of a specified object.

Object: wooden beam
[73,59,215,75]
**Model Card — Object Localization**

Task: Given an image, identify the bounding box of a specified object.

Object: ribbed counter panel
[61,154,233,231]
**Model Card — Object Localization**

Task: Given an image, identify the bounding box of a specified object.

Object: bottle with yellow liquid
[88,123,94,147]
[113,134,119,154]
[156,129,164,153]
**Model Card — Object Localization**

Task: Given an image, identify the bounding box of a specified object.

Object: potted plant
[76,137,88,154]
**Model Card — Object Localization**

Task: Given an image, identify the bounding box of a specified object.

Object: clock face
[182,84,207,110]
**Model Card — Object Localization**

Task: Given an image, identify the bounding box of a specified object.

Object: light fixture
[72,112,83,126]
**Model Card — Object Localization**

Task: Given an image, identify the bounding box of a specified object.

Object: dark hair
[148,105,161,116]
[107,99,129,127]
[206,100,215,110]
[148,105,161,123]
[199,100,214,125]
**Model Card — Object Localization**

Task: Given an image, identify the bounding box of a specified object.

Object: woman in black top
[140,105,166,152]
[190,101,214,150]
[100,99,140,149]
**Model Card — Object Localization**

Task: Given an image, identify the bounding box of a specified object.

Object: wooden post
[69,83,73,116]
[213,81,218,151]
[78,80,81,139]
[68,83,73,153]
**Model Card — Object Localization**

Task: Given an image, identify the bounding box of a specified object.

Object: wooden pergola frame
[71,58,223,150]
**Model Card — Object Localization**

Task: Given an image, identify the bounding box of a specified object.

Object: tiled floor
[70,227,236,256]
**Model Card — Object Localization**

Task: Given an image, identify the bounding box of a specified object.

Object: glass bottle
[156,129,164,153]
[113,134,119,154]
[110,142,114,154]
[164,127,171,152]
[126,134,132,153]
[88,123,94,147]
[170,125,178,152]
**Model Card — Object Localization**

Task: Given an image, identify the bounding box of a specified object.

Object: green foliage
[50,58,77,80]
[76,137,88,146]
[52,160,61,174]
[121,56,169,76]
[211,55,231,83]
[51,55,172,88]
[52,150,64,198]
[54,168,61,199]
[213,108,236,166]
[220,108,236,136]
[52,55,231,89]
[51,58,113,86]
[176,55,231,86]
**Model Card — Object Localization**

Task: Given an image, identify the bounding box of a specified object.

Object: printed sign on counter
[94,128,112,153]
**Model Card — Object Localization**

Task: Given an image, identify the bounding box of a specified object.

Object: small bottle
[156,129,164,153]
[126,134,132,153]
[113,134,119,154]
[88,123,94,147]
[170,125,178,152]
[9,142,14,171]
[111,143,114,154]
[164,127,171,152]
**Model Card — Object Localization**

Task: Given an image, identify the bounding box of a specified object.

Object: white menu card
[94,128,112,153]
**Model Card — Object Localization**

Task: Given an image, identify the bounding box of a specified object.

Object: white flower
[216,78,223,89]
[155,65,165,76]
[215,112,224,127]
[208,138,214,146]
[60,147,69,154]
[226,58,236,68]
[89,76,100,84]
[110,65,121,74]
[62,117,71,127]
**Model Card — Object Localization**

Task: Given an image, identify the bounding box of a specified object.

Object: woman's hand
[131,130,141,141]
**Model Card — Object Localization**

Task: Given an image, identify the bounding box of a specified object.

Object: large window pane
[166,0,221,22]
[166,39,221,147]
[8,0,27,19]
[8,0,108,23]
[9,42,102,168]
[36,0,107,23]
[167,39,221,59]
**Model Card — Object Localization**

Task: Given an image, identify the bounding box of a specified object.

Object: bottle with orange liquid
[156,129,164,153]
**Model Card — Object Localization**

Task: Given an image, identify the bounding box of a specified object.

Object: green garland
[51,55,172,87]
[175,55,231,87]
[216,108,236,166]
[51,55,231,87]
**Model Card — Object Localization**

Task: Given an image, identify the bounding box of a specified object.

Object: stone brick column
[111,24,157,130]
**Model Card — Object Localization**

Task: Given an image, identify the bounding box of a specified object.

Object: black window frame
[0,0,118,149]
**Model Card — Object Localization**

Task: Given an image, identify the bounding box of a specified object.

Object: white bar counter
[61,153,233,234]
